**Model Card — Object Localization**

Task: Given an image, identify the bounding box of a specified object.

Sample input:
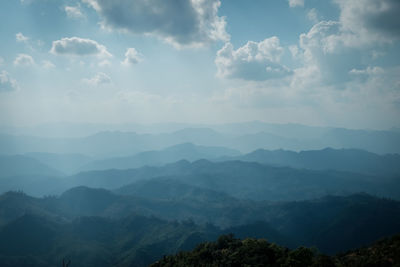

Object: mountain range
[1,123,400,157]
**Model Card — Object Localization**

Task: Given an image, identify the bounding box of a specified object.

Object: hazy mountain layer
[1,158,399,201]
[78,143,240,172]
[0,155,62,177]
[224,147,400,176]
[1,124,400,157]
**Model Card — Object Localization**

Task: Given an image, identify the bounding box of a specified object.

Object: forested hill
[151,234,400,267]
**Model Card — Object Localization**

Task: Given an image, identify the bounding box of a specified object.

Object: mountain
[3,158,399,200]
[1,124,400,157]
[261,193,400,253]
[0,191,58,227]
[226,147,400,176]
[24,152,93,174]
[67,160,400,201]
[151,233,400,267]
[79,143,240,172]
[337,234,400,266]
[113,160,399,201]
[1,188,399,255]
[0,213,218,267]
[115,178,237,203]
[0,155,61,178]
[116,181,400,253]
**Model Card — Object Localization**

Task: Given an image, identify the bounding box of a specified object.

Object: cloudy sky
[0,0,399,129]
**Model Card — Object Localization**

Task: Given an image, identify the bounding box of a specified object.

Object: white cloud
[293,0,400,88]
[16,32,29,43]
[99,60,111,67]
[334,0,400,43]
[307,8,319,23]
[122,48,143,66]
[215,37,292,81]
[293,21,369,86]
[13,54,35,67]
[83,72,112,86]
[65,5,85,19]
[0,71,18,92]
[82,0,229,48]
[42,60,55,69]
[288,0,304,8]
[349,66,384,76]
[295,0,400,80]
[50,37,112,58]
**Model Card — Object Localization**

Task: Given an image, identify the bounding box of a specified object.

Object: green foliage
[151,235,320,267]
[152,234,400,267]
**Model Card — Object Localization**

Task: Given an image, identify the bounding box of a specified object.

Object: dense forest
[0,125,399,266]
[0,189,399,266]
[152,234,400,267]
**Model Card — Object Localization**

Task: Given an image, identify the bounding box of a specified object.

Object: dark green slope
[0,213,218,267]
[151,234,400,267]
[1,188,399,256]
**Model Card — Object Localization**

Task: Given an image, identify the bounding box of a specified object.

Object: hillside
[151,234,400,267]
[2,158,399,200]
[0,155,61,178]
[0,213,218,267]
[0,188,399,255]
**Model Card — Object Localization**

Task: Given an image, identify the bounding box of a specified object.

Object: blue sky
[0,0,399,129]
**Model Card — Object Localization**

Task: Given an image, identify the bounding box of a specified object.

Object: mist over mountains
[3,0,400,264]
[0,122,399,266]
[2,122,400,156]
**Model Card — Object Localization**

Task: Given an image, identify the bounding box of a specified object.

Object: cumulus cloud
[293,0,400,88]
[288,0,304,8]
[82,0,229,47]
[83,72,112,86]
[215,37,292,81]
[292,19,381,87]
[14,54,35,67]
[334,0,400,42]
[295,0,400,79]
[42,60,55,69]
[16,32,29,43]
[65,5,85,19]
[50,37,112,58]
[122,48,143,66]
[0,71,18,92]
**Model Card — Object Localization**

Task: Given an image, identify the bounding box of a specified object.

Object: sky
[0,0,399,130]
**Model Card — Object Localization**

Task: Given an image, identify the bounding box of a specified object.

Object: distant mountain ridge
[78,143,240,172]
[224,147,400,175]
[1,157,399,200]
[1,123,400,156]
[0,155,62,177]
[25,152,93,174]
